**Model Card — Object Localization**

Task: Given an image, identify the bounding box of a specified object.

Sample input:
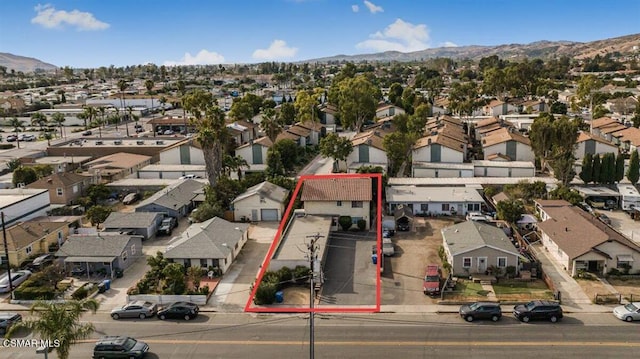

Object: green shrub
[277,267,293,283]
[338,216,352,231]
[293,265,310,284]
[72,286,88,300]
[0,144,15,150]
[262,271,280,285]
[254,282,278,305]
[14,286,56,300]
[357,219,366,230]
[199,285,210,295]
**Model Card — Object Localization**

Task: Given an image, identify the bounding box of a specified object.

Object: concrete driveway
[601,210,640,244]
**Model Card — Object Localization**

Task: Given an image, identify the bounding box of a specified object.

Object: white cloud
[440,41,458,48]
[356,19,430,52]
[31,4,109,31]
[352,4,360,12]
[163,50,225,66]
[363,1,383,14]
[252,40,298,60]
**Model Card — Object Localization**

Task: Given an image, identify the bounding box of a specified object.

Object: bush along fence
[593,293,640,304]
[254,266,311,305]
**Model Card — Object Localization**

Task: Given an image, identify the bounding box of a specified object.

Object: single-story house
[56,234,143,279]
[536,202,640,276]
[85,152,152,182]
[26,172,93,205]
[135,179,204,218]
[301,177,372,230]
[442,221,521,276]
[4,220,72,267]
[102,212,164,240]
[386,186,485,216]
[158,140,205,165]
[164,217,250,274]
[231,181,289,222]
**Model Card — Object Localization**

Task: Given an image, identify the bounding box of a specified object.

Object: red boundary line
[244,173,383,313]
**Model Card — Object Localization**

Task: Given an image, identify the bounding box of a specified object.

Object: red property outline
[244,173,383,313]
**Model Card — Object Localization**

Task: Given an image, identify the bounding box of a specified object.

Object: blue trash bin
[102,279,111,291]
[275,291,284,303]
[372,254,378,265]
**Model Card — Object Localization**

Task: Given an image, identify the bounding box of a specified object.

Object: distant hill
[0,53,57,73]
[305,33,640,63]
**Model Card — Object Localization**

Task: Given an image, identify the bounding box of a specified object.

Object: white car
[466,212,491,222]
[613,302,640,322]
[0,270,32,293]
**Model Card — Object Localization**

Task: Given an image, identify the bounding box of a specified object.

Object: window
[260,196,266,203]
[442,204,450,211]
[336,201,342,207]
[56,188,63,196]
[467,203,480,212]
[352,201,363,208]
[26,245,32,254]
[497,257,507,268]
[130,245,136,256]
[121,251,128,262]
[352,217,363,224]
[73,184,78,193]
[617,260,632,269]
[420,204,429,212]
[200,259,208,267]
[463,257,472,268]
[57,231,63,241]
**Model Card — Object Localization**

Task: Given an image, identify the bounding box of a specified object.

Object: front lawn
[443,280,492,301]
[492,279,554,301]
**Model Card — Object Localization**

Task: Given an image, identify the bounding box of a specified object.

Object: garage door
[260,209,279,221]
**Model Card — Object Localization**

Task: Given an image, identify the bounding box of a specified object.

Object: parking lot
[598,210,640,244]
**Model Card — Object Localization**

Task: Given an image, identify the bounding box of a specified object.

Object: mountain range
[1,33,639,72]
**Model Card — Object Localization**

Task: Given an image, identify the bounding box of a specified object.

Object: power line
[306,231,324,359]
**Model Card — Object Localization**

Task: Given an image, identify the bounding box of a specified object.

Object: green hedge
[0,144,15,150]
[14,286,56,300]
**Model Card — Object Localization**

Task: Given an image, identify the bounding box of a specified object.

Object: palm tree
[51,112,66,139]
[9,117,24,149]
[42,131,53,146]
[97,106,107,129]
[223,155,250,180]
[31,112,47,130]
[177,80,187,133]
[145,79,155,114]
[159,96,167,115]
[81,106,97,130]
[260,108,285,143]
[7,299,100,359]
[125,105,134,137]
[117,79,129,130]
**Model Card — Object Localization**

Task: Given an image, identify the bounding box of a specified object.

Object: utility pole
[306,232,324,359]
[1,212,15,300]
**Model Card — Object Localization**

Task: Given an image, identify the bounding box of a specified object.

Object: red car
[423,265,442,296]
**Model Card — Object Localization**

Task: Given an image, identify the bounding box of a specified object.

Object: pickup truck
[157,217,177,236]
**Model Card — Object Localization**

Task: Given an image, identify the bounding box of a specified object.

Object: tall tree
[615,152,625,183]
[388,82,404,107]
[31,112,47,130]
[319,133,353,172]
[145,79,155,113]
[7,299,100,359]
[576,74,604,108]
[81,106,97,131]
[278,102,296,125]
[222,155,249,180]
[51,112,66,139]
[627,151,640,185]
[579,153,593,184]
[592,154,601,184]
[448,81,483,120]
[9,117,25,149]
[528,113,555,170]
[294,89,319,123]
[336,75,379,132]
[260,108,285,143]
[496,199,525,224]
[117,79,129,130]
[182,89,228,187]
[86,205,112,229]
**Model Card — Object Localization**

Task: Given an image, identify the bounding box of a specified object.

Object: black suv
[93,336,149,358]
[0,312,22,335]
[459,302,502,322]
[513,300,563,323]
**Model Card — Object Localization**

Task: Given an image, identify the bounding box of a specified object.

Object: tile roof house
[574,131,618,160]
[232,181,289,222]
[442,221,521,276]
[611,127,640,154]
[481,127,534,162]
[102,212,164,240]
[301,177,373,230]
[26,172,93,205]
[164,217,250,274]
[375,104,405,119]
[85,152,152,182]
[235,136,272,173]
[4,220,72,267]
[135,179,204,218]
[346,130,388,173]
[56,234,143,279]
[536,202,640,276]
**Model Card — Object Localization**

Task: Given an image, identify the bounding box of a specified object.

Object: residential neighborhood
[1,1,640,356]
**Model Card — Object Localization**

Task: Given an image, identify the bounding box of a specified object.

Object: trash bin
[275,291,284,303]
[103,279,111,291]
[372,254,378,265]
[114,268,123,278]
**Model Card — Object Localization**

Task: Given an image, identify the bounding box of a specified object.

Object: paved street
[2,312,638,358]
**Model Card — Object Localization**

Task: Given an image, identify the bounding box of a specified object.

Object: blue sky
[1,0,639,68]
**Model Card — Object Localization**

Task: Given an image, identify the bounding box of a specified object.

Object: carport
[64,256,116,280]
[394,205,413,230]
[573,186,620,209]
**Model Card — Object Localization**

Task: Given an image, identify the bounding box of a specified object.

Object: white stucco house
[234,136,272,173]
[159,141,205,165]
[574,131,618,160]
[232,181,289,222]
[412,135,465,163]
[301,177,372,230]
[376,104,405,119]
[386,186,485,216]
[482,127,534,162]
[347,131,388,173]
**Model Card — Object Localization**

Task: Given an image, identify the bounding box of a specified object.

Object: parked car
[134,124,143,129]
[93,336,149,359]
[179,174,200,179]
[0,270,32,293]
[6,134,17,142]
[82,130,93,136]
[163,129,174,135]
[397,220,411,231]
[598,213,612,225]
[613,302,640,322]
[0,312,22,335]
[122,192,140,205]
[459,302,502,322]
[578,202,594,214]
[18,134,35,141]
[513,300,563,323]
[111,301,158,320]
[466,212,491,222]
[135,127,145,133]
[382,237,395,256]
[71,266,87,277]
[28,253,55,271]
[157,217,177,236]
[422,265,442,296]
[157,301,200,320]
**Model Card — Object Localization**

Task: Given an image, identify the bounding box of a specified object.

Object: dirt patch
[575,278,613,302]
[607,278,640,299]
[282,286,310,305]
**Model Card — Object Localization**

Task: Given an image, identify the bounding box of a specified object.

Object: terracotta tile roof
[351,130,385,150]
[413,134,465,152]
[576,131,617,147]
[599,124,628,134]
[286,125,311,137]
[319,104,338,115]
[301,177,372,201]
[486,153,511,161]
[276,131,300,142]
[612,127,640,146]
[481,127,531,147]
[486,100,504,108]
[235,136,273,150]
[475,117,500,128]
[235,119,257,129]
[535,199,572,207]
[590,117,617,129]
[298,120,324,131]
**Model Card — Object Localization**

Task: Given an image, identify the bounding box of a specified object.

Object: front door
[251,209,258,221]
[588,260,599,272]
[478,257,487,273]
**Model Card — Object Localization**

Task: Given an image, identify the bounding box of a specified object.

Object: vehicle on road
[459,302,502,322]
[179,174,200,179]
[93,336,149,359]
[613,302,640,322]
[18,134,35,141]
[27,253,55,271]
[578,202,594,214]
[163,129,174,135]
[0,312,22,335]
[82,130,93,136]
[111,301,158,319]
[157,301,200,320]
[135,127,145,133]
[6,134,17,142]
[0,270,32,293]
[513,300,563,323]
[423,265,442,296]
[122,192,140,205]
